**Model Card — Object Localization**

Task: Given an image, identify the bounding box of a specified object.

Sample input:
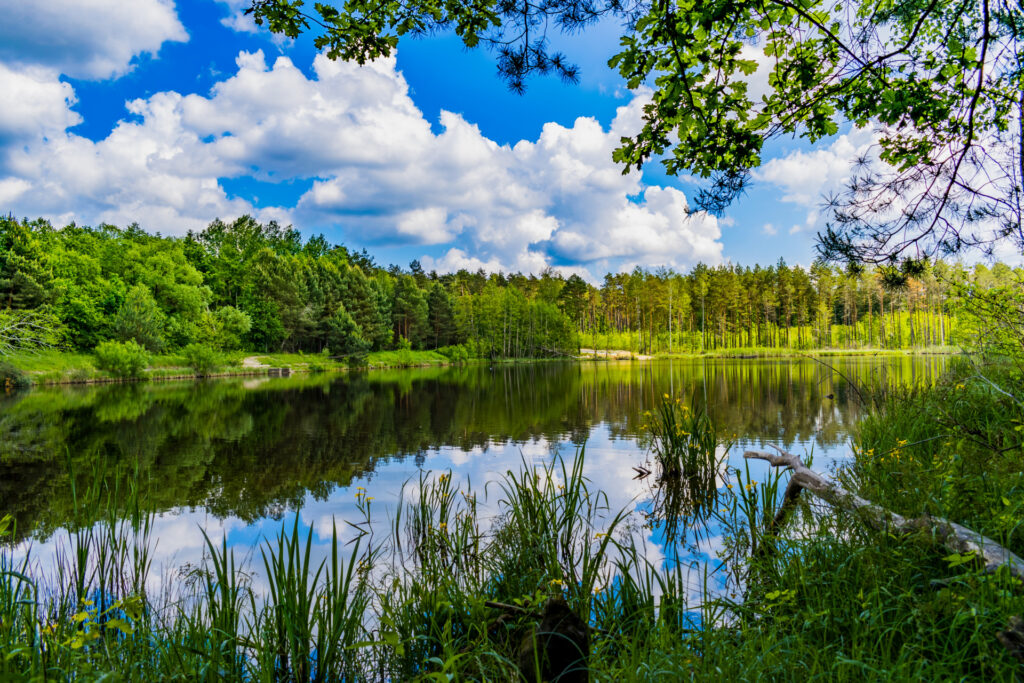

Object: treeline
[0,216,575,359]
[0,215,1016,358]
[583,261,996,354]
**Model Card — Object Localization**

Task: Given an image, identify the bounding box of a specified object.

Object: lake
[0,356,947,598]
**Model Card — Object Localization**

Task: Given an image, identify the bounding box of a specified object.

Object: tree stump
[517,597,590,683]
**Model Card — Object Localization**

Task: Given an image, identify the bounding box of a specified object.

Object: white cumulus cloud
[0,63,81,147]
[0,0,187,80]
[0,47,724,275]
[755,127,877,207]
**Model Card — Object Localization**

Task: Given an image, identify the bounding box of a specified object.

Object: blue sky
[0,0,873,278]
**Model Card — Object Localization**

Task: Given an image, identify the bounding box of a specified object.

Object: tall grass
[641,396,727,545]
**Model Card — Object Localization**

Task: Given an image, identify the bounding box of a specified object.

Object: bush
[94,340,150,380]
[437,344,470,363]
[0,362,31,391]
[181,343,222,377]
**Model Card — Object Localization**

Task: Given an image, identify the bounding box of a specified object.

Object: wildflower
[549,578,565,587]
[594,532,607,540]
[663,393,670,399]
[366,497,375,502]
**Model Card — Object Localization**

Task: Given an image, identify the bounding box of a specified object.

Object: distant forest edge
[0,215,1014,366]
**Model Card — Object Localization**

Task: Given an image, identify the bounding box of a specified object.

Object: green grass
[651,345,958,359]
[4,345,961,386]
[365,349,453,368]
[1,348,470,385]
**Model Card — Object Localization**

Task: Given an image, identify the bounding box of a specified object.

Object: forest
[1,214,1016,367]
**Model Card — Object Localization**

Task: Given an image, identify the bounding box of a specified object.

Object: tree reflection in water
[0,357,946,540]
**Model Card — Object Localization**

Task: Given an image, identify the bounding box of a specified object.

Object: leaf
[943,551,976,567]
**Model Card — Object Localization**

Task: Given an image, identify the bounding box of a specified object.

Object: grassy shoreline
[652,345,959,359]
[2,346,961,387]
[2,348,466,386]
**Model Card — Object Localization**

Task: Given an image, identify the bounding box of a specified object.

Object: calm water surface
[0,357,946,595]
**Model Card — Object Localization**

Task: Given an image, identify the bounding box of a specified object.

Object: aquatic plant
[642,395,728,544]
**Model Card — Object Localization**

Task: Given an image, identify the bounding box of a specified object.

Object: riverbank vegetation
[2,215,1019,383]
[1,358,1022,679]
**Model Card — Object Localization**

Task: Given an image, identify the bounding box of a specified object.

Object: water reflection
[0,357,946,544]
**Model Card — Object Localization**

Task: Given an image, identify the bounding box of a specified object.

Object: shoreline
[3,346,961,388]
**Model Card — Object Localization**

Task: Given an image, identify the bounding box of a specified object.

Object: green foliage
[848,358,1024,552]
[3,359,1024,678]
[2,215,1017,365]
[7,434,1018,680]
[114,284,165,352]
[952,268,1024,362]
[209,306,252,350]
[642,395,725,542]
[0,362,30,391]
[93,340,150,380]
[0,217,49,309]
[436,344,470,363]
[644,395,721,479]
[325,307,370,358]
[180,343,223,377]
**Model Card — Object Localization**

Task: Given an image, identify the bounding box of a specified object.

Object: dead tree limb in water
[743,445,1024,581]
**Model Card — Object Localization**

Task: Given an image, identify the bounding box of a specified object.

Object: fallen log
[743,445,1024,581]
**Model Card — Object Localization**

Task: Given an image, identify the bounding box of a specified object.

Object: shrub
[437,344,470,363]
[94,340,150,380]
[0,362,31,391]
[181,343,222,377]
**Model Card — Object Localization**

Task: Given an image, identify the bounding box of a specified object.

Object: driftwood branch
[744,445,1024,581]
